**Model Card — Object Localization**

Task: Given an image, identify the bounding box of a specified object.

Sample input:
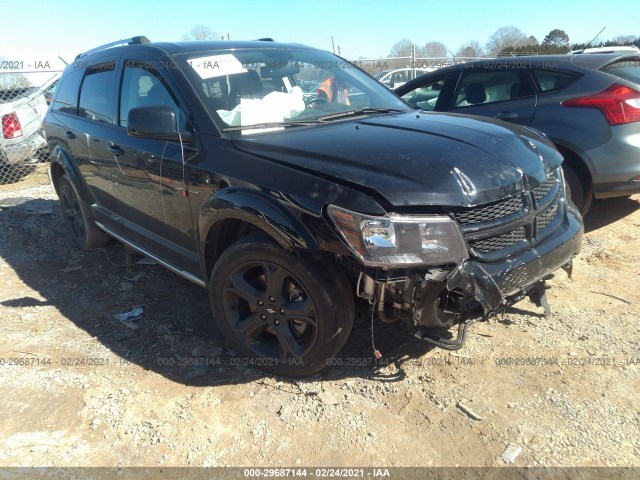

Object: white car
[374,67,434,88]
[0,74,58,165]
[569,45,640,55]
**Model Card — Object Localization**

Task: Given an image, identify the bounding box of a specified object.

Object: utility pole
[331,36,335,54]
[338,46,341,57]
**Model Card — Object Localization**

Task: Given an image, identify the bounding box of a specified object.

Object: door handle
[107,145,125,156]
[64,131,75,139]
[496,112,519,120]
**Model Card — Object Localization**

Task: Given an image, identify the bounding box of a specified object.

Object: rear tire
[58,174,110,249]
[209,233,354,377]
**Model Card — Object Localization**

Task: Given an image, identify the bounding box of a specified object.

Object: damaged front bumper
[446,201,583,315]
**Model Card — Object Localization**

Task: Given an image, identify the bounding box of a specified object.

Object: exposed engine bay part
[413,318,478,351]
[528,282,551,316]
[356,272,376,302]
[359,259,558,351]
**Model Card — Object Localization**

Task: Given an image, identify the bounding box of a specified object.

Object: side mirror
[127,106,191,142]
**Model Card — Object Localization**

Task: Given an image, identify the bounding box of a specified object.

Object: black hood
[231,111,563,208]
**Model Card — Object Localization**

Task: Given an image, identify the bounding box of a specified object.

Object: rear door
[445,67,537,126]
[75,59,123,221]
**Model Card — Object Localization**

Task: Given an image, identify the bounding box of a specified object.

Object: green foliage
[570,36,640,51]
[542,29,570,47]
[498,43,570,56]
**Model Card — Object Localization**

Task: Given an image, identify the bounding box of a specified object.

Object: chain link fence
[0,64,61,190]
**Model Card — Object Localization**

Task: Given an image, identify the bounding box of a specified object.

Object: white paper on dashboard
[190,54,247,79]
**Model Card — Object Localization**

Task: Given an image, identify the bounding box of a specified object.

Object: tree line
[387,27,639,58]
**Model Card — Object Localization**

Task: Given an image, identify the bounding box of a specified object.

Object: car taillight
[2,112,23,139]
[561,83,640,126]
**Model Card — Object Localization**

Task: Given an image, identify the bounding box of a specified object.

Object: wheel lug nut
[260,314,267,320]
[279,308,285,315]
[258,300,264,306]
[274,320,280,326]
[269,296,275,302]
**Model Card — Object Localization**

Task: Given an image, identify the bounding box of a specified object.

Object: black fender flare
[49,145,95,214]
[198,187,322,276]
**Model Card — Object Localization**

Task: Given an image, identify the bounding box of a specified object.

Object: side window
[78,62,117,124]
[51,69,82,115]
[453,70,533,108]
[532,69,579,93]
[401,74,448,111]
[119,62,179,128]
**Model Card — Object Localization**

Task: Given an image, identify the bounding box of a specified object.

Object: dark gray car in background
[395,53,640,213]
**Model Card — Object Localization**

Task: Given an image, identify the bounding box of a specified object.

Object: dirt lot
[0,168,639,470]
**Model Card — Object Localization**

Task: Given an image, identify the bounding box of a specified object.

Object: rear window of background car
[531,69,578,93]
[600,59,640,84]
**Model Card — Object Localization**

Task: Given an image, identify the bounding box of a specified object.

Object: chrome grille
[471,227,527,253]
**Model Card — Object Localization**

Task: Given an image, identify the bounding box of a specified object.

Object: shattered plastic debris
[500,444,523,463]
[116,307,143,329]
[116,307,143,321]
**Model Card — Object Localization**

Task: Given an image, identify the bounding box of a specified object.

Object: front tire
[563,164,591,215]
[58,174,110,249]
[209,233,354,377]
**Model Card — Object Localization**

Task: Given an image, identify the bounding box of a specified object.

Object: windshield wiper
[222,120,317,132]
[316,108,405,122]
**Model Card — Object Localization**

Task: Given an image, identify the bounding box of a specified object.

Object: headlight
[327,205,468,267]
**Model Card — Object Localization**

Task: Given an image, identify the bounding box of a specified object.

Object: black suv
[45,37,583,376]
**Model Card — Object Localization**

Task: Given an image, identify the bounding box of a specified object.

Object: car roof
[426,53,640,74]
[75,37,320,61]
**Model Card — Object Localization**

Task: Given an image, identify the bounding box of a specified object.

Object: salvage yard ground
[0,168,639,468]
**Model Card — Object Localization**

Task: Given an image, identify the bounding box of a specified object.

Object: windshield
[174,47,409,132]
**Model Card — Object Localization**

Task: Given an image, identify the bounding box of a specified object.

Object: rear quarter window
[532,69,579,93]
[51,69,82,115]
[600,59,640,83]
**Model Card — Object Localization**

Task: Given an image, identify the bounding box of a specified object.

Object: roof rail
[75,36,150,59]
[255,37,275,42]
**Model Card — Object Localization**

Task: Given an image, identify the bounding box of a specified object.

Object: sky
[1,0,639,71]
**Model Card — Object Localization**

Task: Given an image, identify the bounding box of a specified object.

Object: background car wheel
[58,174,110,250]
[563,165,592,215]
[210,233,354,377]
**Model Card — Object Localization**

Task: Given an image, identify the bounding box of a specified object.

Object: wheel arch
[49,145,94,212]
[552,142,593,190]
[199,188,322,281]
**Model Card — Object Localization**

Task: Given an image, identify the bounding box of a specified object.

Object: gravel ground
[0,169,638,471]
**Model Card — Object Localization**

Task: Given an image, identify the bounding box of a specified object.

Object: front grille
[452,170,563,258]
[532,177,555,203]
[536,203,558,231]
[453,195,524,225]
[471,227,526,253]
